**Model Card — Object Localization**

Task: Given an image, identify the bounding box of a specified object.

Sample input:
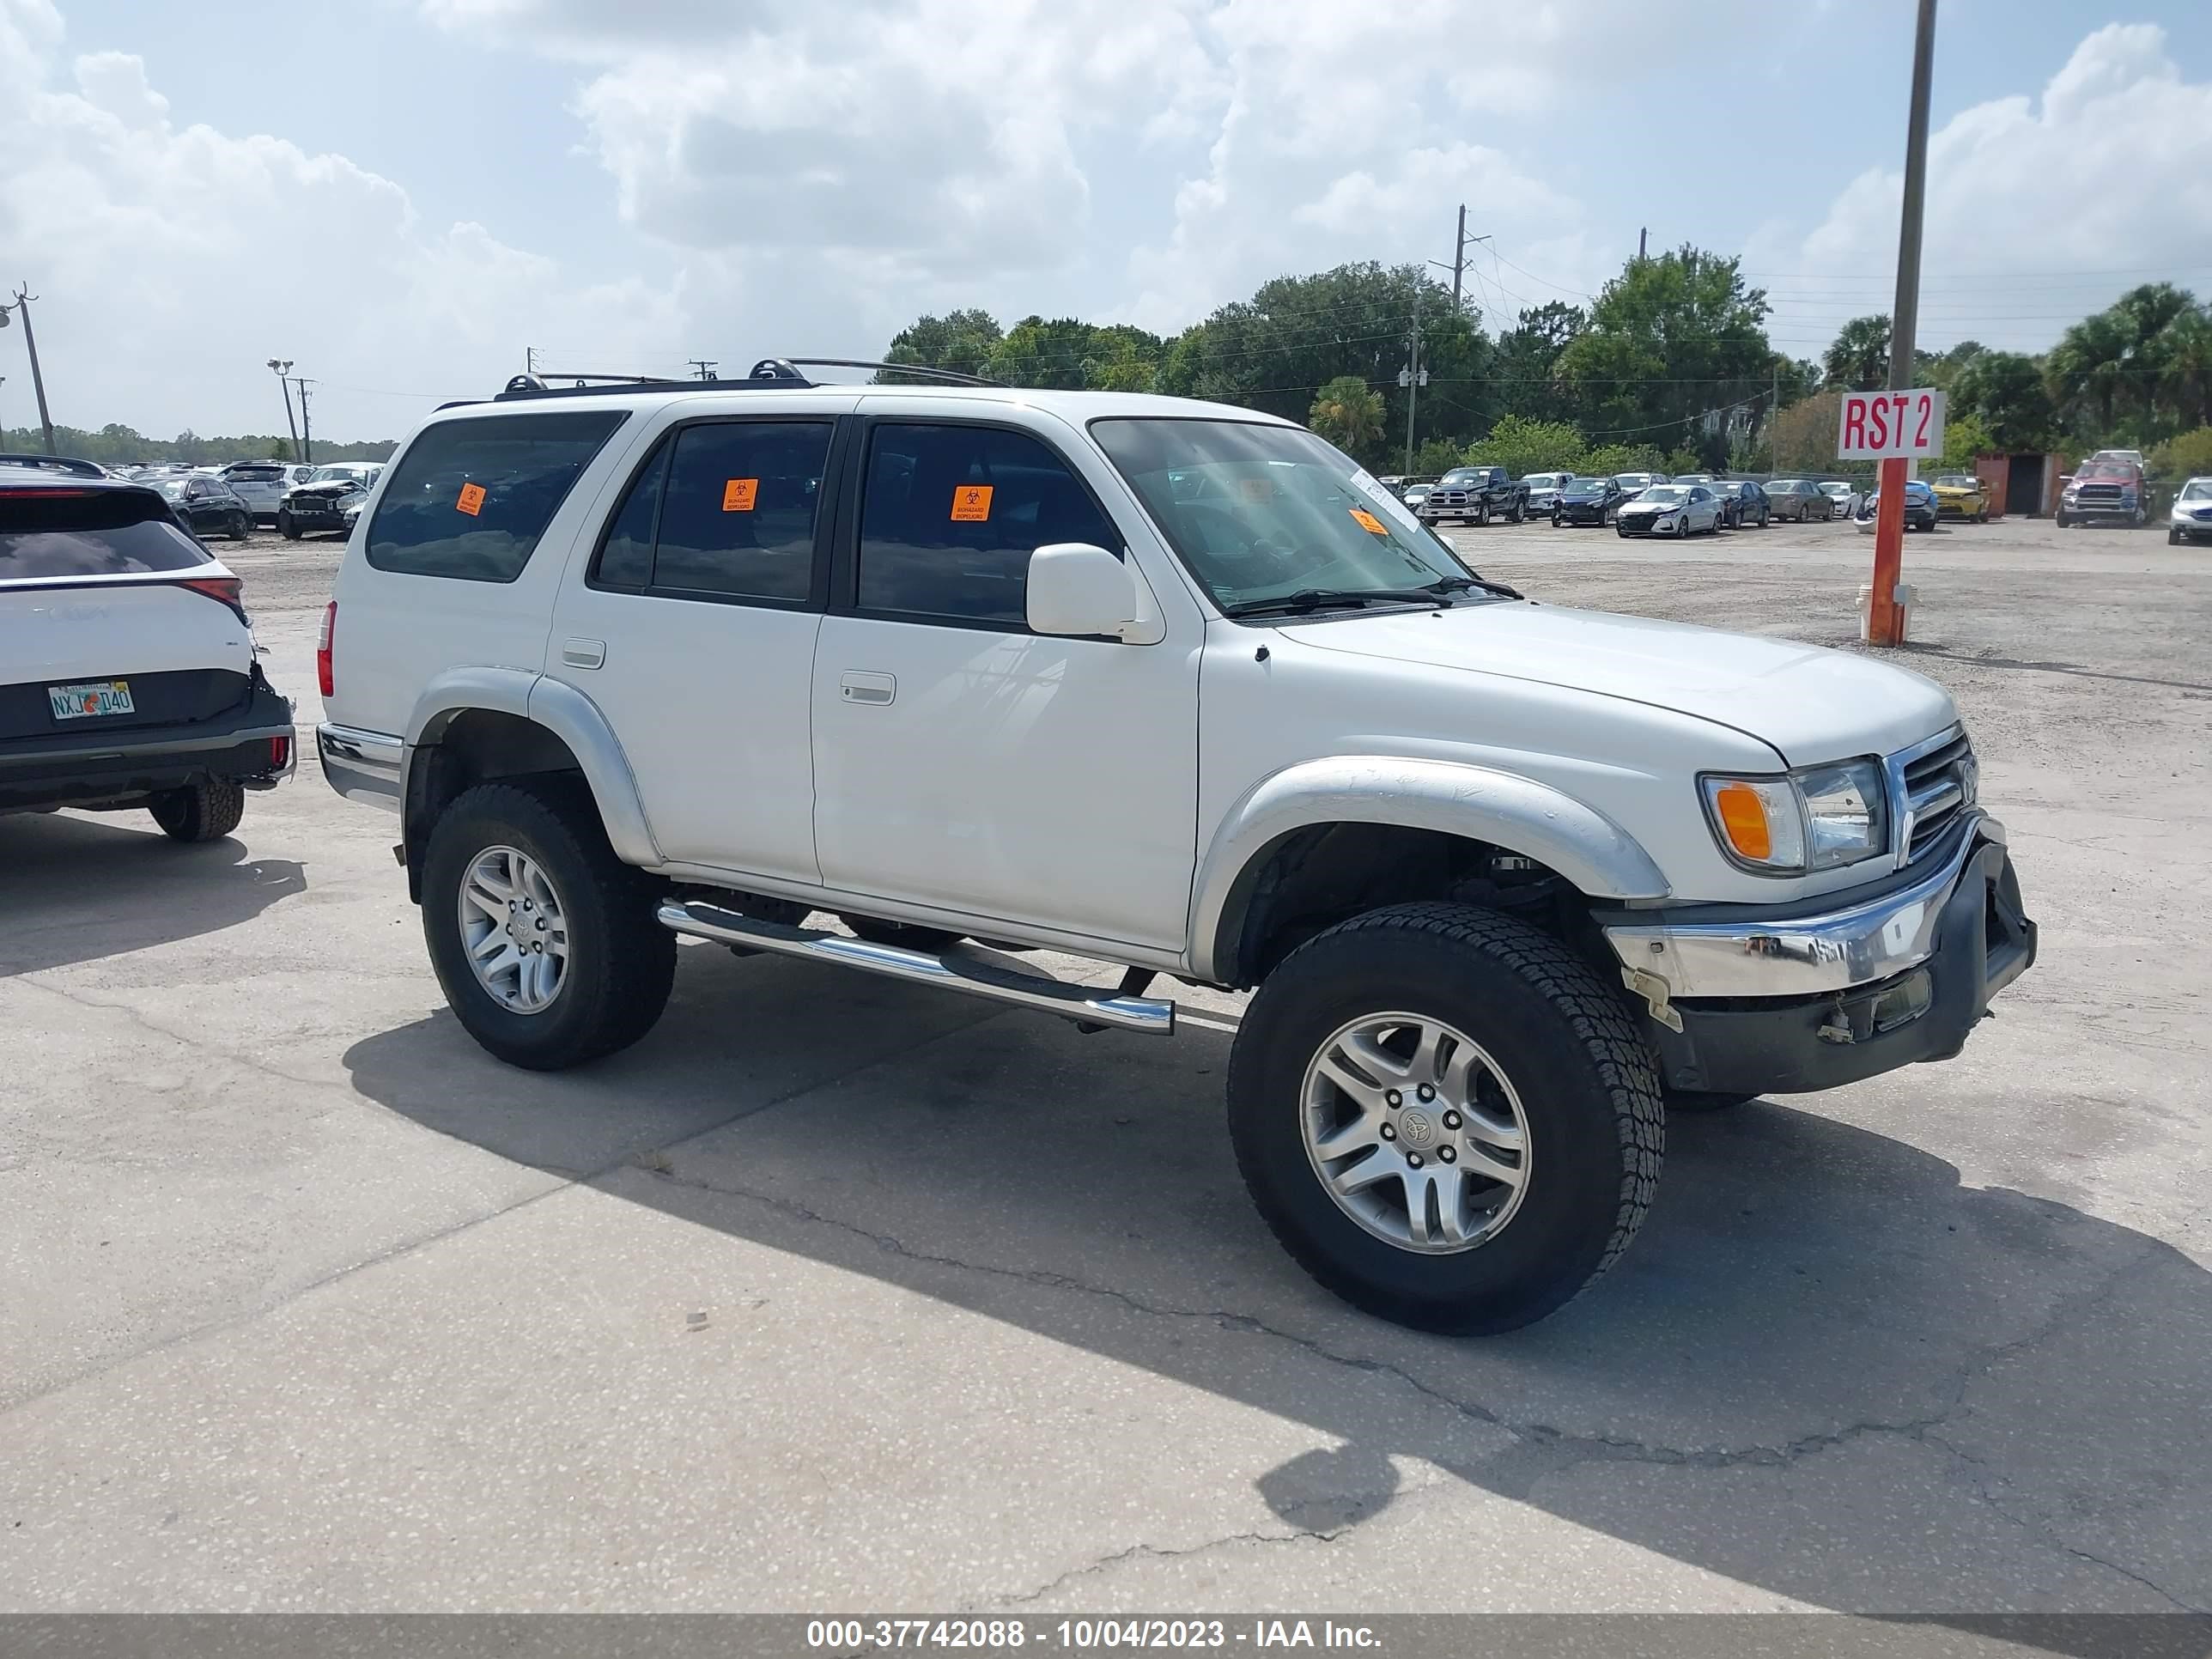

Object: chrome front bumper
[1602,813,2008,1000]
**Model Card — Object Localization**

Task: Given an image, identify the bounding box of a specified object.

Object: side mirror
[1026,543,1150,641]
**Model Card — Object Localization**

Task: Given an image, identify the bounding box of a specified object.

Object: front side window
[367,411,624,582]
[857,423,1120,626]
[1092,418,1486,615]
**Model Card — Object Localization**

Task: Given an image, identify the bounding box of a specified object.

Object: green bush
[1460,415,1588,478]
[2150,427,2212,479]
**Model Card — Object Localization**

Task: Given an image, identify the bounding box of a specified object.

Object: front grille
[1899,730,1973,862]
[2075,484,2124,505]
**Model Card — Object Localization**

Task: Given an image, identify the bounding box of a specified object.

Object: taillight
[317,601,337,698]
[178,574,244,608]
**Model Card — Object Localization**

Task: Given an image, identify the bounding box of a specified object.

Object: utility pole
[1868,0,1937,649]
[1638,227,1648,260]
[295,378,315,465]
[689,359,718,381]
[1439,209,1491,315]
[1399,289,1427,477]
[267,360,299,461]
[2,287,58,455]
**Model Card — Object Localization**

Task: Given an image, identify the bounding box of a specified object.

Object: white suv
[316,362,2037,1334]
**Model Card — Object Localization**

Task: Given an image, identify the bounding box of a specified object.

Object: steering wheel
[1176,501,1298,569]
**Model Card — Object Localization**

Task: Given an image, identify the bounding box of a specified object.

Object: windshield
[1564,479,1606,493]
[2076,462,2134,481]
[1613,475,1650,489]
[1637,486,1691,504]
[1091,419,1483,611]
[2179,481,2212,501]
[309,465,365,483]
[1438,467,1484,484]
[154,478,190,501]
[1936,475,1976,487]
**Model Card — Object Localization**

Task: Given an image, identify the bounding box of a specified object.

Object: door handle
[840,671,896,706]
[562,638,605,670]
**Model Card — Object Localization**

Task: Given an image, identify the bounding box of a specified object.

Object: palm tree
[2154,306,2212,432]
[1309,375,1386,461]
[2046,312,2131,441]
[1822,315,1892,390]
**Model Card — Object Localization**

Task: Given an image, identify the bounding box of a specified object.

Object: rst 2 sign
[1838,387,1947,460]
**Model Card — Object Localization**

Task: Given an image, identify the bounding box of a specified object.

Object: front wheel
[1474,501,1491,527]
[1228,902,1664,1334]
[2056,510,2071,528]
[278,510,300,540]
[1551,512,1562,528]
[2172,527,2185,544]
[1508,501,1524,524]
[421,780,676,1071]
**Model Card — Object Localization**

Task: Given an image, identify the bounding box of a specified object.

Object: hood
[1287,601,1955,763]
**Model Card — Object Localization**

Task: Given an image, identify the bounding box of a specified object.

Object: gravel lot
[2,513,2207,1617]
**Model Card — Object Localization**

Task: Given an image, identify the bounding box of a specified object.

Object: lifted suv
[317,363,2036,1334]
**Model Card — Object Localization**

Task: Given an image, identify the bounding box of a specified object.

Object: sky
[3,0,2210,442]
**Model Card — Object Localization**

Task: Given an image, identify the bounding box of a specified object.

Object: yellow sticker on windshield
[951,484,994,521]
[1349,507,1389,535]
[1238,477,1277,502]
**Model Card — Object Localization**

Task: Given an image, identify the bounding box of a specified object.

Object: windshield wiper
[1425,574,1524,601]
[1222,587,1449,617]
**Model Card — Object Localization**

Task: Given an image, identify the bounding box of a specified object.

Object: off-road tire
[422,779,675,1071]
[1228,902,1664,1334]
[149,777,245,842]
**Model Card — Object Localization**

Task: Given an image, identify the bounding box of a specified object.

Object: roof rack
[0,453,108,478]
[491,357,1001,402]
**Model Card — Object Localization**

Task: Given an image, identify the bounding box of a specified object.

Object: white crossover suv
[314,362,2036,1334]
[2,454,295,839]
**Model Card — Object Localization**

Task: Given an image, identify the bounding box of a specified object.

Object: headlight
[1700,759,1887,874]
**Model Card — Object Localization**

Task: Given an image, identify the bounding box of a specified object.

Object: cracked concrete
[3,520,2208,1614]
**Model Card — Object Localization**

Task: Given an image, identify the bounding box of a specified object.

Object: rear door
[545,398,854,881]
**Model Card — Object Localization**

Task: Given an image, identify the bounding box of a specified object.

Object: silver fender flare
[403,669,662,867]
[1189,756,1669,983]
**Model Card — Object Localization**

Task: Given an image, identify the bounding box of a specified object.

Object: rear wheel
[421,780,676,1070]
[149,778,245,842]
[230,511,251,541]
[1228,902,1663,1334]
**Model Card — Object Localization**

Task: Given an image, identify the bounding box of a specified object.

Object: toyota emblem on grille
[1959,750,1979,805]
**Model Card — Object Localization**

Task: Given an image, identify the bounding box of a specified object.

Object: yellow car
[1930,472,1991,522]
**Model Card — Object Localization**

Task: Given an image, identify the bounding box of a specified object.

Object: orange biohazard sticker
[1349,507,1389,534]
[456,483,486,516]
[721,477,759,513]
[950,484,994,522]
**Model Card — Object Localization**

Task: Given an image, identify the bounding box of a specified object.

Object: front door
[810,416,1199,950]
[546,411,842,881]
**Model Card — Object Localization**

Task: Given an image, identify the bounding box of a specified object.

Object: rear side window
[590,421,831,604]
[857,423,1120,626]
[367,411,625,582]
[0,490,210,578]
[228,465,284,483]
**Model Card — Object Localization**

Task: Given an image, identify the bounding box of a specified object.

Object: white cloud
[0,0,684,438]
[1748,24,2212,356]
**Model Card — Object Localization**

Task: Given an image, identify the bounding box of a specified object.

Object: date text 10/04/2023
[805,1620,1383,1650]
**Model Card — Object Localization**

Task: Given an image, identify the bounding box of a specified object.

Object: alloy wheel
[457,844,570,1013]
[1301,1012,1531,1253]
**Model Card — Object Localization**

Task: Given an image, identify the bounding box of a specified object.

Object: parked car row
[1401,467,1881,534]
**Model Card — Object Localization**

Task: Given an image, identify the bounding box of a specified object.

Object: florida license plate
[49,680,136,720]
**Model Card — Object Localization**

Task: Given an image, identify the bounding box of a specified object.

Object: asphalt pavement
[2,514,2206,1616]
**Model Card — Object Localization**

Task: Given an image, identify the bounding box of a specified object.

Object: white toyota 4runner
[318,362,2037,1334]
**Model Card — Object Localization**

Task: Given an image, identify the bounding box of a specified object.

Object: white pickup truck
[316,363,2037,1334]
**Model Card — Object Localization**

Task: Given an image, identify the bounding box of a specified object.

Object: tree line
[1,422,394,468]
[884,249,2212,483]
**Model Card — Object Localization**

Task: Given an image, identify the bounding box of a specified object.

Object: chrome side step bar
[657,899,1177,1036]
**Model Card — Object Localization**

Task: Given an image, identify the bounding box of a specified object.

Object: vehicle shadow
[343,950,2209,1632]
[0,811,307,977]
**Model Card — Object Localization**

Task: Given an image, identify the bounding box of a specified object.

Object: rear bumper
[1601,817,2036,1095]
[317,722,404,811]
[0,670,295,811]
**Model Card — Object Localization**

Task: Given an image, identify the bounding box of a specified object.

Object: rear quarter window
[0,490,210,578]
[366,411,626,581]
